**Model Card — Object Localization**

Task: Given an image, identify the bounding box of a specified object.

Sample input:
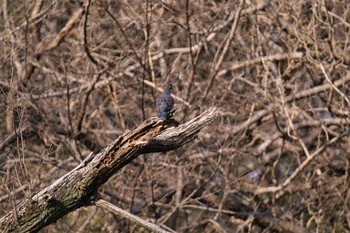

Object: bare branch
[0,108,220,232]
[255,129,349,195]
[94,199,172,233]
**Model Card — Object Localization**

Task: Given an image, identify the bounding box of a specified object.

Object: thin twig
[255,129,349,195]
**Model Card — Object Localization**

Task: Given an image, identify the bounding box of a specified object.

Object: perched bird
[156,83,174,120]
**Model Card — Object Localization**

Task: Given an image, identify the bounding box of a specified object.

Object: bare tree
[1,0,350,232]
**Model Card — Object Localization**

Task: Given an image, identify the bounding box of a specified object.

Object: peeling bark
[0,107,220,233]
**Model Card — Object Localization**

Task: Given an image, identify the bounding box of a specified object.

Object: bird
[156,83,174,120]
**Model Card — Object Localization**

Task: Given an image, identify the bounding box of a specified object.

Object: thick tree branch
[0,107,220,233]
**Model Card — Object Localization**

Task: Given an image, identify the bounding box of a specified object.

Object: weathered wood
[94,199,170,233]
[0,107,220,233]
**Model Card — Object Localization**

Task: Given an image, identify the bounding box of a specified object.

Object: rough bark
[0,107,220,233]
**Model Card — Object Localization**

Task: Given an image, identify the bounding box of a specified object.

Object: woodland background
[1,0,350,232]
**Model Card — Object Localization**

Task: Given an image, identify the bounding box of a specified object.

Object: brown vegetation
[1,0,350,232]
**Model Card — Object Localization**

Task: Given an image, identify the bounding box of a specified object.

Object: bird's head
[165,83,173,94]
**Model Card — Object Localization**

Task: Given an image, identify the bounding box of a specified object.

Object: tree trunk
[0,107,220,233]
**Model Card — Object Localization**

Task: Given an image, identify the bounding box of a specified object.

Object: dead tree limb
[94,199,172,233]
[0,107,220,233]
